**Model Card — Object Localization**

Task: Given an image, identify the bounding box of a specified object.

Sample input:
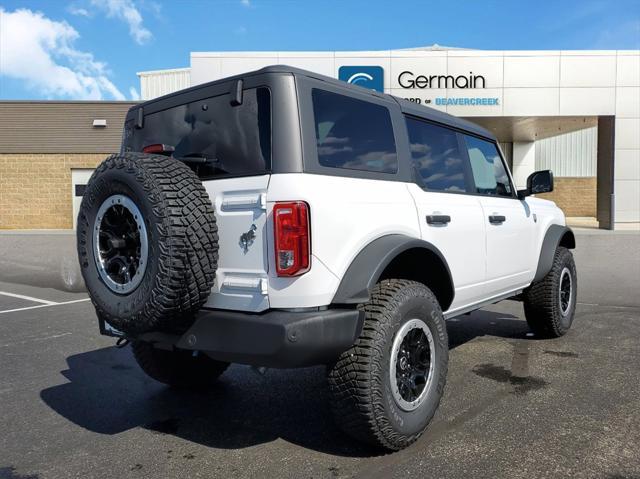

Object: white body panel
[266,174,421,309]
[203,175,271,312]
[479,196,536,296]
[201,176,565,315]
[406,184,488,311]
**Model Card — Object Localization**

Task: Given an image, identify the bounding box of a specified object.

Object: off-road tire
[77,152,218,335]
[327,279,448,451]
[523,246,577,338]
[132,341,229,388]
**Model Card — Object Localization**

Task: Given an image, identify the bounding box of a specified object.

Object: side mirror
[518,170,554,199]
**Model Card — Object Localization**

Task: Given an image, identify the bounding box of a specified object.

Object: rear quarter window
[311,89,397,174]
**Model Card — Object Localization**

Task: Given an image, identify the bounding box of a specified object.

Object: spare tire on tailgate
[77,152,218,335]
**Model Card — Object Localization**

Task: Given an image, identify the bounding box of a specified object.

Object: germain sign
[338,66,384,92]
[398,71,486,89]
[337,66,498,106]
[397,70,498,107]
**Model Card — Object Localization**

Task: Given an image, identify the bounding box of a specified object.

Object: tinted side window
[405,117,469,193]
[463,135,513,197]
[311,89,397,173]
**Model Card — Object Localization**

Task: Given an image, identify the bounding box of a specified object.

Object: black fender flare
[331,234,454,308]
[533,225,576,282]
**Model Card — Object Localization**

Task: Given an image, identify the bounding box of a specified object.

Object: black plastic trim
[533,225,576,282]
[489,215,506,224]
[331,234,454,308]
[444,288,523,319]
[230,79,244,106]
[426,214,451,225]
[129,307,364,368]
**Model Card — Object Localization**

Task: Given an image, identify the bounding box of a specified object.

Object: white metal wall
[137,68,191,100]
[535,127,597,177]
[499,142,513,169]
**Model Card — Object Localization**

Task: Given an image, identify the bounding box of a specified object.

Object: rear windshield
[123,87,271,179]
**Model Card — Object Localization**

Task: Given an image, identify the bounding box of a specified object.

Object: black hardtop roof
[134,64,495,141]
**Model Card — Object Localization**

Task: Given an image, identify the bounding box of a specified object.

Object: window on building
[311,89,397,173]
[405,117,469,193]
[463,135,513,197]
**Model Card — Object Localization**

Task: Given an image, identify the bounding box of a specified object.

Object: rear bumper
[102,307,364,368]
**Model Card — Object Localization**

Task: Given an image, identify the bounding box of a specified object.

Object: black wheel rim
[93,195,148,294]
[390,318,435,411]
[559,267,572,315]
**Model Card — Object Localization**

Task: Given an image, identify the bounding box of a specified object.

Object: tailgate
[202,175,271,312]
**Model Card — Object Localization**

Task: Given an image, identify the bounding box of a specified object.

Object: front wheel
[523,246,577,338]
[327,279,448,451]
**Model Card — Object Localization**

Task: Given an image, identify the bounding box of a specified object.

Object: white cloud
[90,0,152,45]
[129,86,141,101]
[0,8,125,100]
[141,0,162,18]
[240,0,251,7]
[67,5,91,17]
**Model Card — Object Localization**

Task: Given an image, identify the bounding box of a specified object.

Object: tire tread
[77,152,218,334]
[327,279,447,451]
[523,246,576,338]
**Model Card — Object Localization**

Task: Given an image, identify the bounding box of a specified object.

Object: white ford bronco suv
[77,66,577,451]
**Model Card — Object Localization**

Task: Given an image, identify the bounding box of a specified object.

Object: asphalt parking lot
[0,230,639,479]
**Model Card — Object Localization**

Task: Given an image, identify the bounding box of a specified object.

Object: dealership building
[1,46,638,230]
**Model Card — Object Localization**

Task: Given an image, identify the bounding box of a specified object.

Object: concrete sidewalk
[0,230,84,292]
[570,228,640,307]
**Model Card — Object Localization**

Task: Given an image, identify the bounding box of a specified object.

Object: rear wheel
[524,247,577,338]
[327,279,448,451]
[132,341,229,389]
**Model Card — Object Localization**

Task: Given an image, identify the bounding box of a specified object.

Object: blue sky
[1,0,639,100]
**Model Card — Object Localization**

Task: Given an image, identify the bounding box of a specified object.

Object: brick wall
[0,154,106,229]
[538,177,597,217]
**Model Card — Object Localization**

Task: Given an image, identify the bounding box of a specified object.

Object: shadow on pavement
[447,305,530,349]
[39,309,529,458]
[0,466,40,479]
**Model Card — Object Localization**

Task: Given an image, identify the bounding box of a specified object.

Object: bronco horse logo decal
[239,224,257,254]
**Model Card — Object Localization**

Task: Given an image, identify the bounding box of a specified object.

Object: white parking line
[0,298,90,315]
[0,291,57,305]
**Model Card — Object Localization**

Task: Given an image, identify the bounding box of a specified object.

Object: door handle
[489,215,506,224]
[426,214,451,225]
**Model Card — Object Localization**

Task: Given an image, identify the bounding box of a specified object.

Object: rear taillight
[142,144,175,155]
[273,201,310,276]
